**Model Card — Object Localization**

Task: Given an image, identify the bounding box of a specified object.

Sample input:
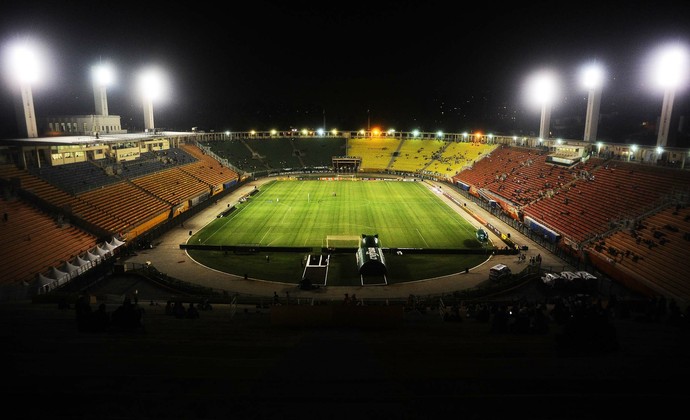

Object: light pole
[6,42,41,138]
[92,62,114,117]
[527,70,558,141]
[138,67,165,133]
[652,43,687,148]
[91,62,115,137]
[580,62,604,142]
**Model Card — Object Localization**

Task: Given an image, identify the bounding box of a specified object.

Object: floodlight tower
[653,44,687,148]
[580,62,604,142]
[7,43,41,138]
[527,70,558,140]
[138,68,164,132]
[92,63,114,116]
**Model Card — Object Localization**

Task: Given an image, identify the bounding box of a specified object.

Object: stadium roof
[0,131,196,146]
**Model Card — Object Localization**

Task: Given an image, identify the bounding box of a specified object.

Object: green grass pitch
[193,180,484,249]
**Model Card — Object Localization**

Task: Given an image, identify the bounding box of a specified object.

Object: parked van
[489,264,511,281]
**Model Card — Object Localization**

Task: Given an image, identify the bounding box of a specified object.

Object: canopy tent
[94,245,109,257]
[64,261,81,277]
[75,255,92,268]
[109,236,126,247]
[103,241,118,252]
[37,273,55,289]
[86,250,101,264]
[51,267,70,286]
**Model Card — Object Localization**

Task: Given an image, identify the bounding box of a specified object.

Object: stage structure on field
[356,234,387,285]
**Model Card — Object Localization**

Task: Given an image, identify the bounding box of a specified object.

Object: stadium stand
[2,133,690,309]
[387,138,445,173]
[291,136,346,167]
[347,136,401,171]
[0,195,98,286]
[424,141,497,178]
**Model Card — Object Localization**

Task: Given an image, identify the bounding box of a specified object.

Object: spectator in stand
[186,302,200,319]
[173,300,187,319]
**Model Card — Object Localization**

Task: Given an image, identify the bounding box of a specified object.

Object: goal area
[325,235,361,249]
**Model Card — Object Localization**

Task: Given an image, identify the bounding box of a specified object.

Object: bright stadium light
[4,40,43,138]
[580,62,605,142]
[138,67,167,132]
[526,69,559,140]
[92,62,115,116]
[651,43,688,147]
[436,131,444,138]
[412,129,420,137]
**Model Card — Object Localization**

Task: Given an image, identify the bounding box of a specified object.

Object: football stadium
[2,32,690,417]
[2,131,689,305]
[2,130,690,416]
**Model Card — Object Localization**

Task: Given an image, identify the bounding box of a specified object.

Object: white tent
[103,241,118,252]
[559,271,580,282]
[37,273,55,290]
[575,271,597,280]
[64,261,81,276]
[94,245,109,257]
[86,250,101,264]
[76,255,91,268]
[51,267,70,285]
[110,236,126,247]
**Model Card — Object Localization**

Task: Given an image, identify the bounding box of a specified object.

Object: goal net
[325,235,361,249]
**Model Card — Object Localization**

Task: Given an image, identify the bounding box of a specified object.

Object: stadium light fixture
[651,43,688,148]
[92,62,115,116]
[317,128,325,136]
[526,69,559,140]
[412,129,420,138]
[138,67,166,132]
[580,62,605,142]
[436,131,444,138]
[656,146,664,159]
[5,40,43,138]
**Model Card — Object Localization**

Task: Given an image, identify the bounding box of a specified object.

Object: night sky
[1,1,689,144]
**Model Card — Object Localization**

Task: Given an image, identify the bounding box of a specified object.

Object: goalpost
[324,235,361,249]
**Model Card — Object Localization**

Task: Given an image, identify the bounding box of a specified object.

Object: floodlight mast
[654,44,687,148]
[139,69,162,132]
[581,63,604,142]
[539,102,551,142]
[532,71,557,140]
[92,63,114,116]
[8,44,40,138]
